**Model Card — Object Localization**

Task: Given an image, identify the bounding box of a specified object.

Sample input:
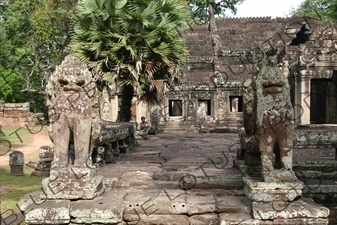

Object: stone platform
[18,132,336,224]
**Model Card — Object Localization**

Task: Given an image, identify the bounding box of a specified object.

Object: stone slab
[42,175,104,200]
[219,213,263,225]
[186,194,216,216]
[215,196,251,214]
[70,190,125,224]
[24,200,70,224]
[243,176,303,202]
[189,213,219,225]
[252,197,330,220]
[273,218,329,225]
[124,189,187,215]
[123,214,190,225]
[117,171,154,188]
[18,189,46,212]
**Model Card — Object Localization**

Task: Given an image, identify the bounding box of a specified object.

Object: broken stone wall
[0,101,33,127]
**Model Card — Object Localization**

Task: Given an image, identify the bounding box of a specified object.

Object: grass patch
[0,167,43,214]
[0,126,50,215]
[0,127,33,154]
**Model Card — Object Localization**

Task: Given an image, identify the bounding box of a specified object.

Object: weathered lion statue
[46,55,100,170]
[241,64,297,182]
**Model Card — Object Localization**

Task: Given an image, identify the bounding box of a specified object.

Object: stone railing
[294,124,337,160]
[92,122,136,164]
[239,124,337,161]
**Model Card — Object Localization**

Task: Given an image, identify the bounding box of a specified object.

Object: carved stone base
[243,176,303,202]
[263,169,298,183]
[252,197,329,221]
[42,167,104,200]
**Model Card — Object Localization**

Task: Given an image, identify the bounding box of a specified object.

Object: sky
[229,0,306,18]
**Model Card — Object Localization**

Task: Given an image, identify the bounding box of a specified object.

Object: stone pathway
[18,131,337,224]
[95,132,246,224]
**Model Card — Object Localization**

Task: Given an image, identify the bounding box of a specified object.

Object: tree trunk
[117,84,134,122]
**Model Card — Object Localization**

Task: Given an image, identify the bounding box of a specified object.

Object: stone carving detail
[243,65,297,182]
[317,40,337,61]
[101,86,112,121]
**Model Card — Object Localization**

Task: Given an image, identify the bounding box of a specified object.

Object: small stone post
[9,151,24,176]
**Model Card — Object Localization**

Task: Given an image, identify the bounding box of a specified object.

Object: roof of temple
[182,15,332,85]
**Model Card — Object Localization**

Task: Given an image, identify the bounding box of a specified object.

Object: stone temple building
[105,15,337,131]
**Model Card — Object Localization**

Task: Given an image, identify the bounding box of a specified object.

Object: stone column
[299,70,311,124]
[294,74,301,126]
[216,90,227,121]
[110,95,119,122]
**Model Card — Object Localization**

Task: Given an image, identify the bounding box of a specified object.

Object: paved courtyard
[93,131,336,224]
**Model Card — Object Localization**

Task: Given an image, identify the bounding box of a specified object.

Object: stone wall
[0,101,32,127]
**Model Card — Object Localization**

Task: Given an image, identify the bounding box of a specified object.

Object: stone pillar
[136,101,148,123]
[294,75,301,126]
[299,70,311,124]
[9,151,24,176]
[110,95,119,122]
[216,90,227,121]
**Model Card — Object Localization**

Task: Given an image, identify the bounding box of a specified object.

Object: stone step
[19,187,253,225]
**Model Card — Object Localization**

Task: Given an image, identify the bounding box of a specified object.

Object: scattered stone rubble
[27,146,54,177]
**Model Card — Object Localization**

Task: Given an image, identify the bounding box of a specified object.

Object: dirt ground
[0,127,53,166]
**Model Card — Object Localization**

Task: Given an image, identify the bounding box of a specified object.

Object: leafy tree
[189,0,244,24]
[0,0,77,112]
[290,0,337,23]
[71,0,191,122]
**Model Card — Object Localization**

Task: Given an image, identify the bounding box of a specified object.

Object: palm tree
[70,0,191,122]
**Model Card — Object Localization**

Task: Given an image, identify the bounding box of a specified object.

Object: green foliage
[0,67,24,102]
[189,0,244,24]
[0,0,77,112]
[290,0,337,23]
[71,0,192,115]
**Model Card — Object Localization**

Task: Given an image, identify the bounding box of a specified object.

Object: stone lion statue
[241,65,297,182]
[46,55,100,169]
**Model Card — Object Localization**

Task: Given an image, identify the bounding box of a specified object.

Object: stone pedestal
[243,176,330,224]
[243,176,303,202]
[9,150,24,176]
[42,167,104,200]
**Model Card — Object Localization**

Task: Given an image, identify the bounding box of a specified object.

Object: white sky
[229,0,306,18]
